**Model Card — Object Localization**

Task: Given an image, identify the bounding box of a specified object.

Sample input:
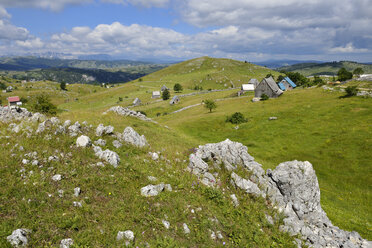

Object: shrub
[0,82,6,90]
[226,112,248,124]
[162,89,170,100]
[204,99,217,113]
[118,97,123,102]
[337,68,353,81]
[344,86,358,97]
[173,83,183,92]
[261,94,269,101]
[20,97,28,104]
[60,81,66,91]
[31,95,57,115]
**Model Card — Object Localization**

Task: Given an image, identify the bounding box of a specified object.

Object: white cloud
[330,43,368,53]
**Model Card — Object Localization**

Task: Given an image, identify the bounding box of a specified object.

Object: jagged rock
[117,230,134,246]
[7,228,31,247]
[63,120,71,127]
[187,140,370,247]
[201,172,216,187]
[183,223,190,234]
[76,135,91,147]
[94,139,106,146]
[74,187,81,197]
[50,117,60,125]
[93,145,120,168]
[0,106,33,123]
[140,183,165,197]
[96,124,114,136]
[119,127,147,147]
[30,112,46,122]
[68,121,81,136]
[162,220,170,229]
[60,238,74,248]
[150,152,159,161]
[230,194,239,207]
[52,174,62,182]
[265,214,274,225]
[112,140,122,148]
[105,106,154,122]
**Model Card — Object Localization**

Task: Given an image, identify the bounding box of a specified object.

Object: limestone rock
[162,220,170,229]
[105,106,154,122]
[96,124,114,136]
[60,238,74,248]
[93,145,120,168]
[230,194,239,207]
[112,140,122,148]
[76,135,91,147]
[7,228,31,247]
[230,172,263,197]
[68,121,81,137]
[183,223,190,234]
[74,187,81,197]
[52,174,62,182]
[94,139,106,146]
[140,184,165,197]
[119,127,147,148]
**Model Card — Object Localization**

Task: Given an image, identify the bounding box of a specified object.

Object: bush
[261,94,269,101]
[226,112,248,124]
[0,82,6,90]
[162,89,170,100]
[20,97,28,104]
[344,86,359,97]
[173,83,183,92]
[60,81,66,91]
[31,95,57,115]
[118,97,123,102]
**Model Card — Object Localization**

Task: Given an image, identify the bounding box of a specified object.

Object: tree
[277,75,285,82]
[353,68,364,77]
[31,95,57,115]
[0,82,6,90]
[226,112,248,124]
[313,76,324,86]
[337,68,353,81]
[173,83,183,92]
[204,99,217,113]
[60,81,66,91]
[162,89,170,100]
[265,73,274,79]
[344,86,358,97]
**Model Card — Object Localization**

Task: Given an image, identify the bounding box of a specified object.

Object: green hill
[139,56,281,90]
[277,61,372,76]
[0,57,371,246]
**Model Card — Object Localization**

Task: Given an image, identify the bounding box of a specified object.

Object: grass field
[1,57,371,245]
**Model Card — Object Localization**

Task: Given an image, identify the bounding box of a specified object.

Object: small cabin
[241,84,255,91]
[161,85,169,92]
[133,98,141,106]
[255,77,283,98]
[152,91,161,98]
[279,77,297,90]
[170,95,180,105]
[7,96,22,106]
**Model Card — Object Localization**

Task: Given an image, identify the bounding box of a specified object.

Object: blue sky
[0,0,371,62]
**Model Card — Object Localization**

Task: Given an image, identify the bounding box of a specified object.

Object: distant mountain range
[276,61,372,76]
[253,60,324,69]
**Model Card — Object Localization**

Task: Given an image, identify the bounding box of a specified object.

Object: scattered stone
[265,214,274,225]
[183,223,190,234]
[119,127,147,147]
[60,238,74,248]
[150,152,159,161]
[93,145,120,168]
[96,124,114,136]
[162,220,170,229]
[210,230,216,240]
[230,194,239,207]
[140,184,165,197]
[216,231,223,239]
[105,106,154,122]
[164,184,172,192]
[22,159,29,165]
[269,117,278,120]
[68,121,81,137]
[73,201,82,207]
[74,187,81,197]
[147,176,157,182]
[48,156,59,162]
[58,189,64,197]
[112,140,122,148]
[117,230,134,246]
[31,160,39,166]
[7,228,31,247]
[251,97,261,102]
[76,135,91,147]
[94,139,106,146]
[52,174,62,182]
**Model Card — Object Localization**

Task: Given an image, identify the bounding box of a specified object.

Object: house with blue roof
[279,77,297,90]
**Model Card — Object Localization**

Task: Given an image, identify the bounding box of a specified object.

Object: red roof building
[7,96,21,106]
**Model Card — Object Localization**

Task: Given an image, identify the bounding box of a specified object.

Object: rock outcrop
[0,106,41,123]
[104,106,155,122]
[96,124,114,136]
[7,228,31,247]
[93,145,120,167]
[188,139,370,248]
[118,127,147,148]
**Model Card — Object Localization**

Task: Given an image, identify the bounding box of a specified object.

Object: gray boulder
[68,121,81,136]
[94,139,106,146]
[112,140,122,148]
[96,124,114,136]
[140,183,165,197]
[93,145,120,168]
[230,172,263,197]
[119,127,147,147]
[60,238,74,248]
[7,228,31,247]
[76,135,91,147]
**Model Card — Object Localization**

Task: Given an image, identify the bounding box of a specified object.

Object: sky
[0,0,371,62]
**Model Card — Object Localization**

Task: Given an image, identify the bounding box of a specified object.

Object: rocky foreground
[1,106,370,247]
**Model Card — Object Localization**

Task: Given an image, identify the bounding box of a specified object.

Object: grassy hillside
[1,57,371,246]
[139,56,281,90]
[277,61,372,76]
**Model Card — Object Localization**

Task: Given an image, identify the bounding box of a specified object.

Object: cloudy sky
[0,0,371,62]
